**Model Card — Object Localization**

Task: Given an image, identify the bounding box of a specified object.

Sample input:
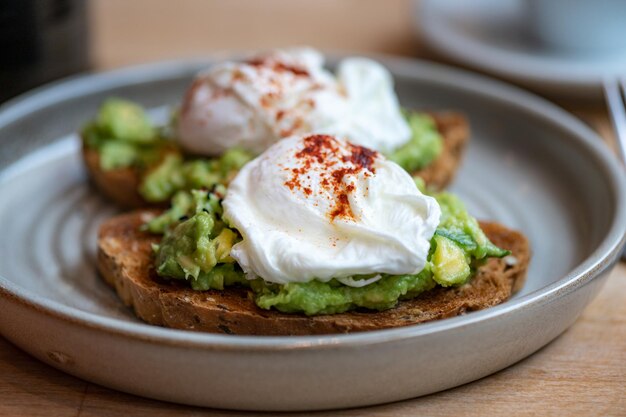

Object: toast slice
[97,210,529,336]
[84,112,469,209]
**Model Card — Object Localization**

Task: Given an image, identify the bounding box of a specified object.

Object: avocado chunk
[155,211,216,280]
[96,98,155,143]
[432,235,470,286]
[213,228,237,263]
[139,153,186,202]
[82,98,177,171]
[98,141,138,170]
[191,263,248,291]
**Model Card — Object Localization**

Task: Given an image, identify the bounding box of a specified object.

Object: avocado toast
[83,102,468,209]
[96,134,529,335]
[98,213,528,335]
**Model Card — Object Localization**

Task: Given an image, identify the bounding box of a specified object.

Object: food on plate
[97,134,529,335]
[82,48,469,208]
[81,99,254,208]
[179,48,415,154]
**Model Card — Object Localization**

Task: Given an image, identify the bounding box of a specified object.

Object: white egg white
[177,48,411,155]
[222,134,440,286]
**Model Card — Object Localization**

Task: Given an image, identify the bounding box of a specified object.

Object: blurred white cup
[527,0,626,55]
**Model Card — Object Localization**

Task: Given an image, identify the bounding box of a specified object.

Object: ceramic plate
[417,0,626,98]
[0,55,624,411]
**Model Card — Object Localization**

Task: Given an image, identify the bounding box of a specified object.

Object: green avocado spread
[387,111,443,172]
[82,98,254,203]
[82,98,170,170]
[139,147,253,203]
[147,188,508,316]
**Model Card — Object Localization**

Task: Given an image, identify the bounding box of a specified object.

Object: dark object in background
[0,0,89,103]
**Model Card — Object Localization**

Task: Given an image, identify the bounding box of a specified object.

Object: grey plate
[0,56,625,412]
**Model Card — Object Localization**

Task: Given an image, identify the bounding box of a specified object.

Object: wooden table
[1,1,624,415]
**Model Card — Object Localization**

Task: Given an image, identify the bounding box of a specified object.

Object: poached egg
[177,48,411,155]
[222,134,440,287]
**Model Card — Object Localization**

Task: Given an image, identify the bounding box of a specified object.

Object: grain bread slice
[97,210,529,336]
[84,112,469,209]
[83,147,148,209]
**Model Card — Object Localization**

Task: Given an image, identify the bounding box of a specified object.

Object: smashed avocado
[83,98,255,202]
[151,190,248,290]
[150,188,509,316]
[140,147,254,202]
[82,98,174,170]
[387,111,443,172]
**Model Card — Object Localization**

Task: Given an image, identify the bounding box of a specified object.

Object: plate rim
[1,54,625,351]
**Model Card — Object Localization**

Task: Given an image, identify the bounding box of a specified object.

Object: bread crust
[414,112,469,190]
[83,146,148,209]
[83,112,469,209]
[97,211,529,336]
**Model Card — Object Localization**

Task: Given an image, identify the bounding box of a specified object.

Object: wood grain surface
[1,1,624,415]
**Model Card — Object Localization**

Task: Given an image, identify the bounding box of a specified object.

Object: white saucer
[417,0,626,97]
